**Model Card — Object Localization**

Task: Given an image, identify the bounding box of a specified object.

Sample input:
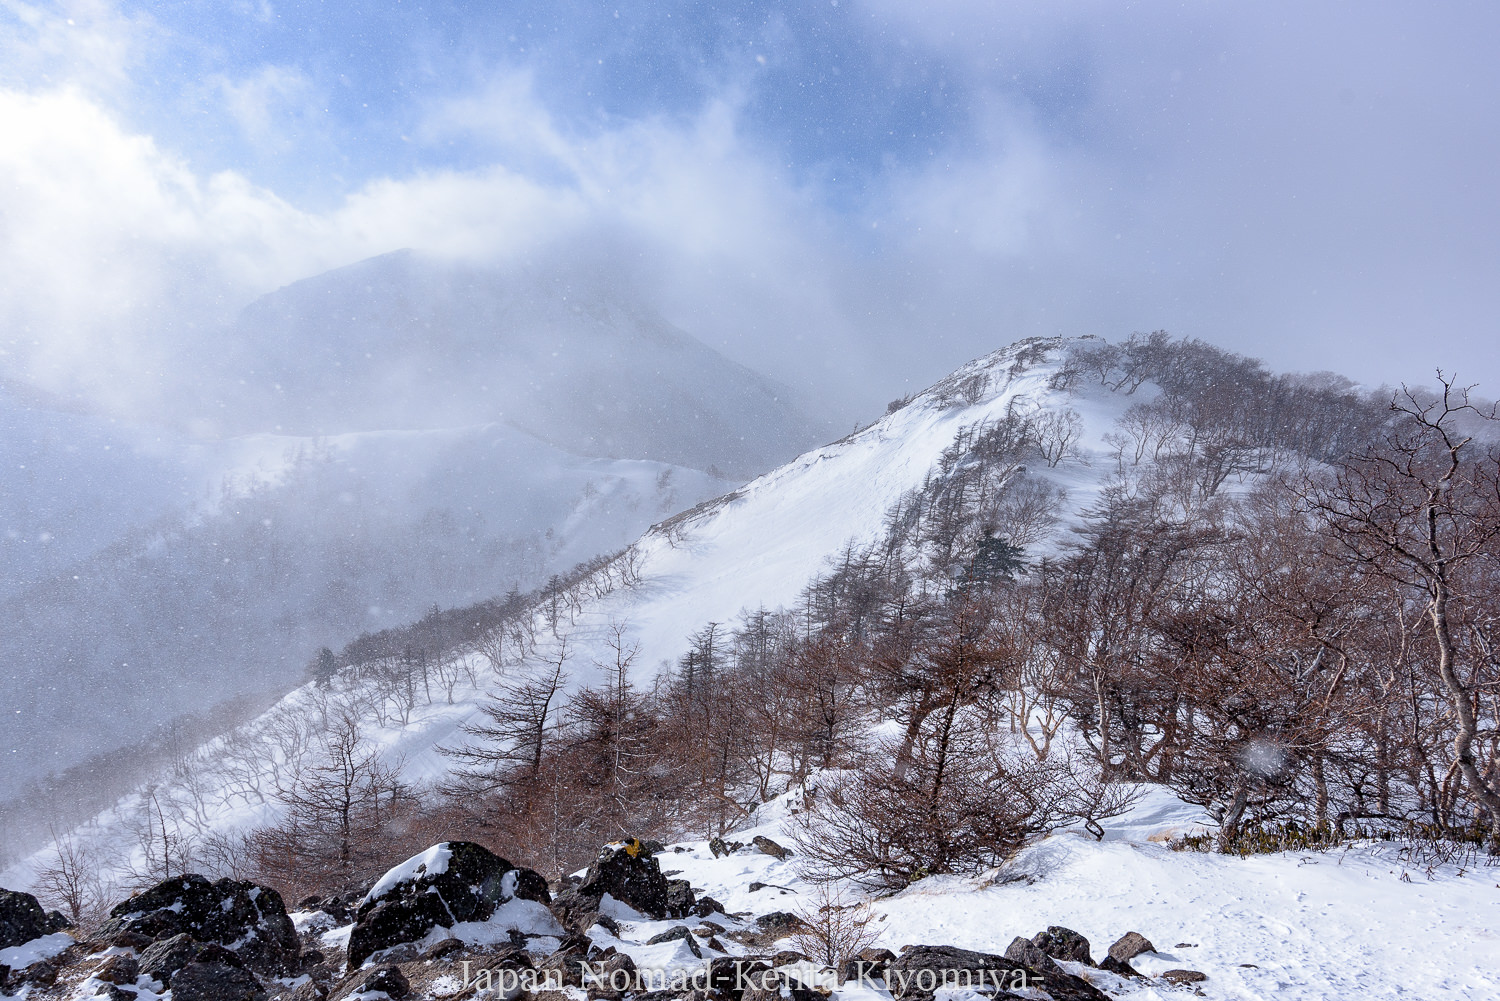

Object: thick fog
[2,1,1495,420]
[1,1,1497,826]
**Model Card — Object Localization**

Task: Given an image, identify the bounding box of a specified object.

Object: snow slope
[630,786,1500,1001]
[2,338,1119,873]
[11,337,1499,999]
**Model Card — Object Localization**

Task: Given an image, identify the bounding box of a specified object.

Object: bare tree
[1308,375,1500,845]
[792,881,881,971]
[33,831,107,929]
[443,637,571,790]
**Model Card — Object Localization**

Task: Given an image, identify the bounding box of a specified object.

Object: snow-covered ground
[644,786,1500,1001]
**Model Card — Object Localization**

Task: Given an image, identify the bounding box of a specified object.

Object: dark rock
[840,950,896,986]
[0,887,50,949]
[889,944,1109,1001]
[640,840,668,856]
[360,965,411,997]
[708,837,732,858]
[98,985,137,1001]
[139,932,203,986]
[510,868,553,904]
[585,951,638,997]
[707,957,772,999]
[742,973,823,1001]
[100,873,299,973]
[691,897,725,918]
[348,893,450,969]
[43,909,71,933]
[281,982,329,1001]
[171,958,267,1001]
[751,836,789,860]
[756,912,803,936]
[17,956,63,987]
[1032,926,1093,966]
[354,842,511,924]
[646,925,702,958]
[93,952,141,984]
[549,890,599,935]
[1161,969,1207,984]
[574,839,672,919]
[316,896,353,924]
[771,949,810,965]
[1003,937,1062,976]
[665,879,696,918]
[839,958,873,984]
[593,913,622,937]
[300,949,326,967]
[1099,956,1140,978]
[0,963,8,992]
[748,882,768,893]
[538,947,589,987]
[297,895,322,910]
[107,928,157,951]
[196,942,251,968]
[367,942,422,964]
[348,842,552,968]
[421,937,465,960]
[1108,932,1155,963]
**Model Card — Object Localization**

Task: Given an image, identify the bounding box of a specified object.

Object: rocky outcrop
[552,838,674,923]
[1107,931,1155,962]
[0,888,50,949]
[1031,926,1094,966]
[170,947,266,1001]
[99,874,299,973]
[1003,937,1062,976]
[751,836,790,860]
[888,945,1109,1001]
[347,842,555,968]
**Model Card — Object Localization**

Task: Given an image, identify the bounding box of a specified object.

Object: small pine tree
[965,534,1026,587]
[311,647,337,688]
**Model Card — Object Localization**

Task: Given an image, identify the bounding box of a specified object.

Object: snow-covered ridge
[4,338,1108,888]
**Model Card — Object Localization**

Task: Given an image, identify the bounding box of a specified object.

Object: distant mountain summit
[205,250,822,477]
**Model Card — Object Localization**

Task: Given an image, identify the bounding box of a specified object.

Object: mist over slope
[2,337,1089,864]
[0,252,827,806]
[196,250,823,477]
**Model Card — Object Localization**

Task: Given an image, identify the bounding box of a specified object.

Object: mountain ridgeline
[197,250,822,478]
[0,251,828,821]
[8,335,1499,924]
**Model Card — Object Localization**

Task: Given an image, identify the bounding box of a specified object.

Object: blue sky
[1,0,1497,415]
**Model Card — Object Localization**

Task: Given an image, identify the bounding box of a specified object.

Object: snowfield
[643,787,1500,1001]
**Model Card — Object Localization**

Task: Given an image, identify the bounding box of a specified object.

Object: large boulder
[571,838,672,919]
[347,842,556,968]
[1031,926,1094,966]
[0,888,50,949]
[139,932,203,987]
[171,950,266,1001]
[1003,937,1062,977]
[99,874,298,973]
[888,945,1109,1001]
[665,879,696,919]
[1107,932,1155,963]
